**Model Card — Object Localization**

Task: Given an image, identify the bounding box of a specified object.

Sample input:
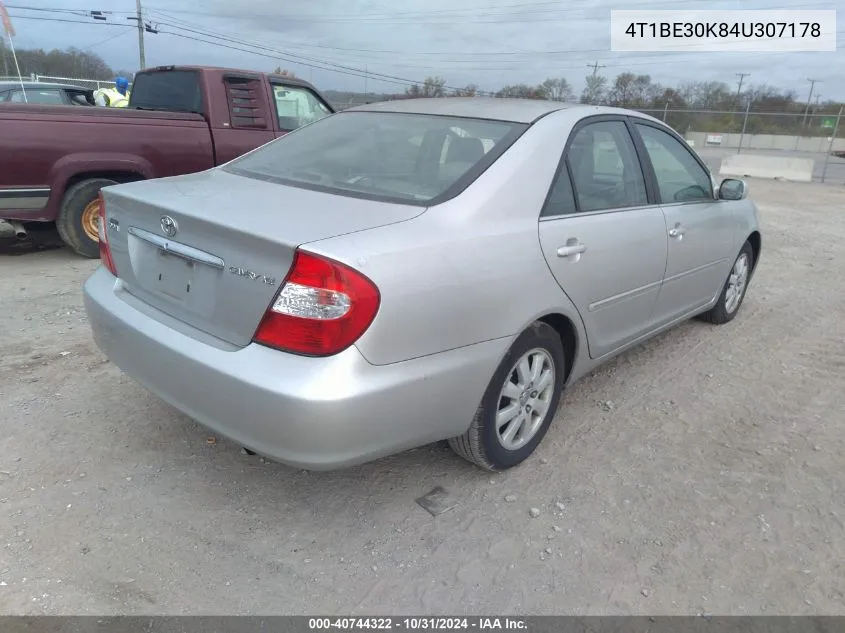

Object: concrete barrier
[719,153,815,182]
[684,131,845,153]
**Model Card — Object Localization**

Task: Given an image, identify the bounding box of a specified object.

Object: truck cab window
[271,85,332,131]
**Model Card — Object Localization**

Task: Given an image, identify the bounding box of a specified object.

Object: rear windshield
[129,70,203,114]
[224,111,526,205]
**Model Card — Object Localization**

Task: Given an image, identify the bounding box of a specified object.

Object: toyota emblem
[160,215,178,237]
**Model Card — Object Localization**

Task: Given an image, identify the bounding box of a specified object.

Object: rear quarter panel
[302,109,591,368]
[0,107,214,221]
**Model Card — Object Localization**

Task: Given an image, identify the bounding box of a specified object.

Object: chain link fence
[1,74,131,91]
[34,74,132,91]
[634,107,845,184]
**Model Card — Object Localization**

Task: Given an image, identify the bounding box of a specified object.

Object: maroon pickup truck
[0,65,335,257]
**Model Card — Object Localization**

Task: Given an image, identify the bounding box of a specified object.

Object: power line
[144,9,845,70]
[146,13,498,94]
[8,7,845,99]
[11,12,845,75]
[10,0,833,24]
[145,0,834,23]
[156,29,414,89]
[81,27,129,51]
[11,3,842,56]
[5,10,444,90]
[144,7,845,68]
[6,14,134,27]
[145,12,845,104]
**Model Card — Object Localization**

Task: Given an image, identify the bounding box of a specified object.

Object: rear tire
[56,178,118,259]
[700,240,754,325]
[448,322,565,471]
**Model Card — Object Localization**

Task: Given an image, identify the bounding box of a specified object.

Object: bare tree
[540,77,574,102]
[496,83,546,99]
[580,74,607,105]
[452,84,478,97]
[406,76,447,98]
[13,46,115,79]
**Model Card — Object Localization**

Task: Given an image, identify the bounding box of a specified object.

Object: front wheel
[701,241,755,325]
[56,178,119,259]
[448,322,565,471]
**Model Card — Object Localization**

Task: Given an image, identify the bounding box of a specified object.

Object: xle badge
[229,266,276,286]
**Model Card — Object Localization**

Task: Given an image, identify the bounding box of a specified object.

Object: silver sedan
[83,97,761,471]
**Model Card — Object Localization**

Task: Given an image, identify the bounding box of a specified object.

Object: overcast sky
[5,0,845,100]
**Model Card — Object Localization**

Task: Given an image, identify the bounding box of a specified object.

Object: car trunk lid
[103,168,424,347]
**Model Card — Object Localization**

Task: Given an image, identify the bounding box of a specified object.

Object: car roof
[0,81,89,91]
[342,97,658,124]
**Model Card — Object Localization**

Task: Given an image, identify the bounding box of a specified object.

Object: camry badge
[229,266,276,286]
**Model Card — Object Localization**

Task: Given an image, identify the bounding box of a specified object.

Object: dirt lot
[1,179,844,616]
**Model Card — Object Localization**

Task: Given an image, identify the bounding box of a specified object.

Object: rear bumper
[83,267,508,470]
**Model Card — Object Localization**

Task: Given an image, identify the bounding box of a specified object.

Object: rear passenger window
[565,120,648,212]
[541,166,577,217]
[225,77,268,129]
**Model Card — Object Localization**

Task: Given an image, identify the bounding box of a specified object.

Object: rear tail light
[97,192,118,276]
[253,250,380,357]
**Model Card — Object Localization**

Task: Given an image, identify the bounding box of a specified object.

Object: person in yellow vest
[93,76,130,107]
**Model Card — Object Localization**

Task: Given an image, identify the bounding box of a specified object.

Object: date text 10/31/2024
[309,618,528,630]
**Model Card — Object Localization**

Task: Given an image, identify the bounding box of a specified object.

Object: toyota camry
[83,97,761,471]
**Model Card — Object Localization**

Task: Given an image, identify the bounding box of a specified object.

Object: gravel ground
[1,179,844,616]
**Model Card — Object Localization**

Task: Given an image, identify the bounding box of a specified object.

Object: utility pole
[0,36,8,76]
[734,72,749,105]
[803,78,820,128]
[584,61,607,105]
[587,61,606,78]
[135,0,146,70]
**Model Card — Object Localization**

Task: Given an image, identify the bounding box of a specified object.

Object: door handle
[556,242,587,257]
[668,224,686,239]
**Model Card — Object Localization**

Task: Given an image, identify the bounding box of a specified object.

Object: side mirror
[718,178,748,201]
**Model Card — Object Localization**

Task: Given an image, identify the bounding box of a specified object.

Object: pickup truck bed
[0,66,334,257]
[1,105,214,221]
